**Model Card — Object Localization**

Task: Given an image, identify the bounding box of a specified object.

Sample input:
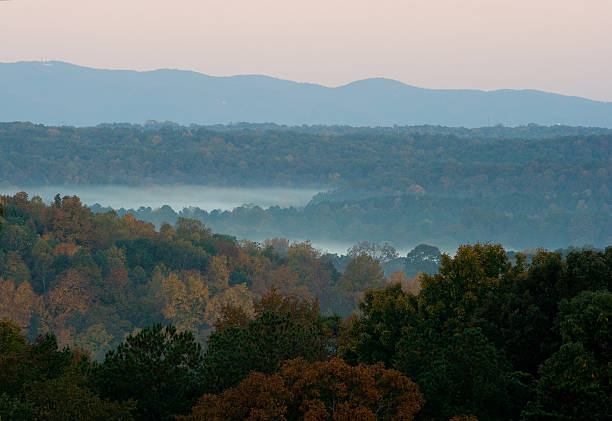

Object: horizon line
[4,59,610,104]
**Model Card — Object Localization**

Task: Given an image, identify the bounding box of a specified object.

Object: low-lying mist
[1,185,577,256]
[0,185,322,211]
[271,238,450,257]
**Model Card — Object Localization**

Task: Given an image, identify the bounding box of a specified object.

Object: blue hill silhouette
[2,61,611,127]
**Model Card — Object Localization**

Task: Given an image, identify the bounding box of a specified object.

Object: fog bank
[0,185,322,211]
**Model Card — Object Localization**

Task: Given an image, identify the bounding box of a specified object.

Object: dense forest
[2,122,609,249]
[1,122,610,191]
[91,189,610,252]
[0,193,381,357]
[1,194,610,420]
[0,193,440,355]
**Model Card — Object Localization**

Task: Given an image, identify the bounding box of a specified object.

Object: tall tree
[522,290,612,420]
[340,253,386,293]
[0,278,41,332]
[90,324,204,421]
[395,327,527,421]
[345,284,418,366]
[202,290,336,394]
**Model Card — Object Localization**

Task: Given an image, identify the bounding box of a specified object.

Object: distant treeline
[2,121,610,248]
[1,194,610,420]
[90,188,610,251]
[100,120,612,138]
[1,122,609,192]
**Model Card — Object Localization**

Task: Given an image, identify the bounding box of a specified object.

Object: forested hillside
[1,195,610,420]
[95,189,610,252]
[0,193,391,358]
[1,122,610,191]
[1,122,610,249]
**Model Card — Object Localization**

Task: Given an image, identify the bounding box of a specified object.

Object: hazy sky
[1,0,611,101]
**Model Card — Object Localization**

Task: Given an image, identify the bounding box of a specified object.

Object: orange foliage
[44,268,95,341]
[213,304,251,333]
[0,278,41,331]
[107,266,130,299]
[208,255,230,290]
[53,242,80,256]
[180,357,423,421]
[206,283,254,322]
[252,264,302,298]
[185,372,290,421]
[121,213,157,239]
[50,196,96,246]
[449,416,479,421]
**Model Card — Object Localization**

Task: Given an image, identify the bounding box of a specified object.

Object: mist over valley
[2,1,612,419]
[1,122,609,251]
[0,184,321,213]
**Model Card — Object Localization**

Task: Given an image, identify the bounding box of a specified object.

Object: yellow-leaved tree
[159,269,254,341]
[159,271,211,333]
[0,278,41,333]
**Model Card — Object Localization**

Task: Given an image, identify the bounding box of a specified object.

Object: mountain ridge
[2,60,611,127]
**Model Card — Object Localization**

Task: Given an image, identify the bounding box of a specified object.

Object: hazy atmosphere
[1,1,610,420]
[1,0,611,101]
[0,185,320,212]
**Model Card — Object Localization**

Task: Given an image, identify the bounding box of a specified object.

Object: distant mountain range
[1,61,611,127]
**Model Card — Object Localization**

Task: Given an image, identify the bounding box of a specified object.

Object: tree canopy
[0,195,610,420]
[2,122,610,249]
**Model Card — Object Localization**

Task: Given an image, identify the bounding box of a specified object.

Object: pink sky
[1,0,611,101]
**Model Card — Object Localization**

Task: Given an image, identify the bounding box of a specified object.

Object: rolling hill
[2,61,611,127]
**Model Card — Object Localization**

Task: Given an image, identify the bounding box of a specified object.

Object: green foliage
[2,122,611,248]
[556,290,611,361]
[1,123,609,195]
[27,371,135,421]
[418,244,510,331]
[90,324,204,421]
[489,248,612,373]
[522,342,610,421]
[405,244,441,274]
[0,225,37,255]
[175,218,211,242]
[346,284,418,366]
[1,188,611,419]
[395,327,527,421]
[0,393,36,421]
[0,320,73,399]
[522,291,612,420]
[346,244,612,420]
[0,320,129,420]
[0,193,348,359]
[0,319,26,355]
[341,253,386,292]
[565,249,611,296]
[202,292,338,394]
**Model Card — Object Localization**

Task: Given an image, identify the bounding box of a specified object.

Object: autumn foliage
[0,192,358,357]
[1,193,611,420]
[180,357,423,421]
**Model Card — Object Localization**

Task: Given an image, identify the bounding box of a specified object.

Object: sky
[1,0,611,101]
